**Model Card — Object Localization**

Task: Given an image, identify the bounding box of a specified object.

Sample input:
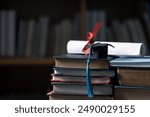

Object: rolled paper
[67,40,143,56]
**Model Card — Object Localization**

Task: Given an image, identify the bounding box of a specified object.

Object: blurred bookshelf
[0,0,150,99]
[0,0,149,58]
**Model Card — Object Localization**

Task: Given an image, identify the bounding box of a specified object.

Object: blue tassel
[86,45,94,98]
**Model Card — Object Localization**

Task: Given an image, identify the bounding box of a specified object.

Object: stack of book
[110,57,150,100]
[48,54,115,100]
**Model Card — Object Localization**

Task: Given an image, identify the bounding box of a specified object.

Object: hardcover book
[54,54,112,69]
[48,93,113,100]
[117,67,150,86]
[51,82,113,95]
[110,56,150,86]
[51,75,111,84]
[53,67,115,77]
[114,85,150,100]
[110,56,150,67]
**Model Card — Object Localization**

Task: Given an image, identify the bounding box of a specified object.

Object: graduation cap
[92,43,114,59]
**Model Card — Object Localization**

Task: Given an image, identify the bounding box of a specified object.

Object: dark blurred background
[0,0,149,99]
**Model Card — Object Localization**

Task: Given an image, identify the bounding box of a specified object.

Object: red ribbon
[82,22,101,55]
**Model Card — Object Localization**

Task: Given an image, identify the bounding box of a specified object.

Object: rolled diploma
[67,40,143,56]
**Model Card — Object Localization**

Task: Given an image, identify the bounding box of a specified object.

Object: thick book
[54,54,112,69]
[117,67,150,86]
[53,67,115,77]
[51,82,113,95]
[114,85,150,100]
[110,57,150,86]
[48,92,113,100]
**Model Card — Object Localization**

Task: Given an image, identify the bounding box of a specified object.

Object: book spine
[39,16,49,57]
[7,10,16,57]
[0,10,7,56]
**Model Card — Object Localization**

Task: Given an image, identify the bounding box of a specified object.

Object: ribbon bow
[82,22,101,55]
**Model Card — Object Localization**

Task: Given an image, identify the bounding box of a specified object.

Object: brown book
[51,82,113,95]
[114,86,150,100]
[51,75,111,84]
[118,67,150,86]
[54,54,112,69]
[48,93,113,100]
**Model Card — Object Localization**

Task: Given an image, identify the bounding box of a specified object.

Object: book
[52,75,111,84]
[53,24,61,56]
[53,67,115,77]
[17,19,25,57]
[114,85,150,100]
[110,56,150,67]
[126,19,139,43]
[51,82,113,95]
[111,20,131,42]
[25,20,36,57]
[0,10,7,56]
[38,16,49,57]
[117,67,150,86]
[31,20,40,57]
[7,10,16,56]
[67,40,143,56]
[53,19,73,56]
[111,20,123,42]
[134,19,149,55]
[110,57,150,86]
[97,10,106,41]
[141,12,150,54]
[54,54,112,69]
[48,92,113,100]
[52,67,115,85]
